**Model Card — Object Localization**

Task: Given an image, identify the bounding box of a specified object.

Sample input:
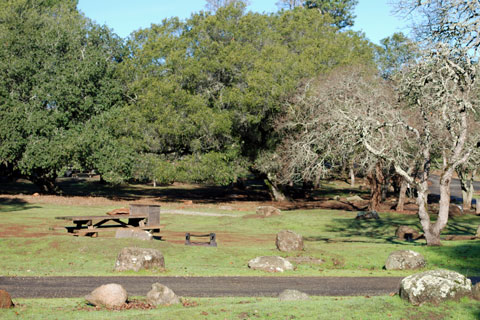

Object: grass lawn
[1,182,479,319]
[1,296,479,320]
[0,200,479,277]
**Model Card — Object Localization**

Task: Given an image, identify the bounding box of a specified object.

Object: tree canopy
[121,3,374,186]
[0,0,129,192]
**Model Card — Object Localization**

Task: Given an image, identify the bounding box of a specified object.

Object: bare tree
[390,0,480,244]
[205,0,250,12]
[455,137,480,210]
[368,45,479,245]
[276,0,303,10]
[395,0,480,52]
[270,65,393,210]
[276,48,478,245]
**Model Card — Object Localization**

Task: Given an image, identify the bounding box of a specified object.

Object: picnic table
[55,204,162,237]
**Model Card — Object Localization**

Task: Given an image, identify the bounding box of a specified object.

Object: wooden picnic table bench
[55,204,162,237]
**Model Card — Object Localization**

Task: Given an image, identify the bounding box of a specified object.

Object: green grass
[1,296,479,320]
[0,201,479,277]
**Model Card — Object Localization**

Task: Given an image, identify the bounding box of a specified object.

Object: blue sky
[77,0,409,45]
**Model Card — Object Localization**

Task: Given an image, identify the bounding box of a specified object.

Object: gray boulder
[385,250,426,270]
[395,225,421,241]
[115,229,152,241]
[248,256,294,273]
[256,206,281,217]
[85,283,127,308]
[146,283,180,306]
[278,289,309,301]
[114,247,165,272]
[276,230,304,252]
[400,269,472,305]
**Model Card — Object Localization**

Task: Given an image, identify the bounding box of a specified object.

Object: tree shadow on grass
[443,215,479,236]
[309,216,423,244]
[0,197,40,212]
[427,241,480,276]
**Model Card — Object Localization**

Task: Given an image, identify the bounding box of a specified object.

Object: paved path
[429,175,480,203]
[2,276,403,298]
[2,276,479,298]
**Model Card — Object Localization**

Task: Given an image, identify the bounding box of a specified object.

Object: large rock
[276,230,304,252]
[146,283,180,306]
[256,206,281,217]
[395,226,421,241]
[278,289,309,301]
[399,269,472,305]
[114,247,165,272]
[85,283,127,308]
[385,250,426,270]
[248,256,294,273]
[448,204,463,217]
[0,290,13,308]
[115,229,153,241]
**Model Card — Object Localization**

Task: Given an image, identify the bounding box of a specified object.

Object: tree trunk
[458,168,475,210]
[396,166,415,212]
[416,181,442,246]
[31,175,60,194]
[367,162,384,211]
[349,164,355,187]
[153,179,157,188]
[427,170,455,246]
[265,174,287,202]
[396,178,408,212]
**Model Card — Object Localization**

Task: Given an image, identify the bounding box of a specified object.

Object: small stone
[276,230,304,252]
[248,256,294,273]
[0,290,13,308]
[146,283,180,306]
[355,211,380,220]
[114,247,165,272]
[256,206,281,217]
[85,284,127,308]
[278,289,309,301]
[385,250,426,270]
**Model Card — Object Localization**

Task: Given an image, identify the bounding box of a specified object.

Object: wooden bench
[55,204,162,237]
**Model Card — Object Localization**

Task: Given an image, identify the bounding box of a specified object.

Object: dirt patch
[75,299,156,311]
[49,240,60,249]
[0,224,56,238]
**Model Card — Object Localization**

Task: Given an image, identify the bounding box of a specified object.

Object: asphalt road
[2,276,479,299]
[1,276,404,298]
[429,175,480,202]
